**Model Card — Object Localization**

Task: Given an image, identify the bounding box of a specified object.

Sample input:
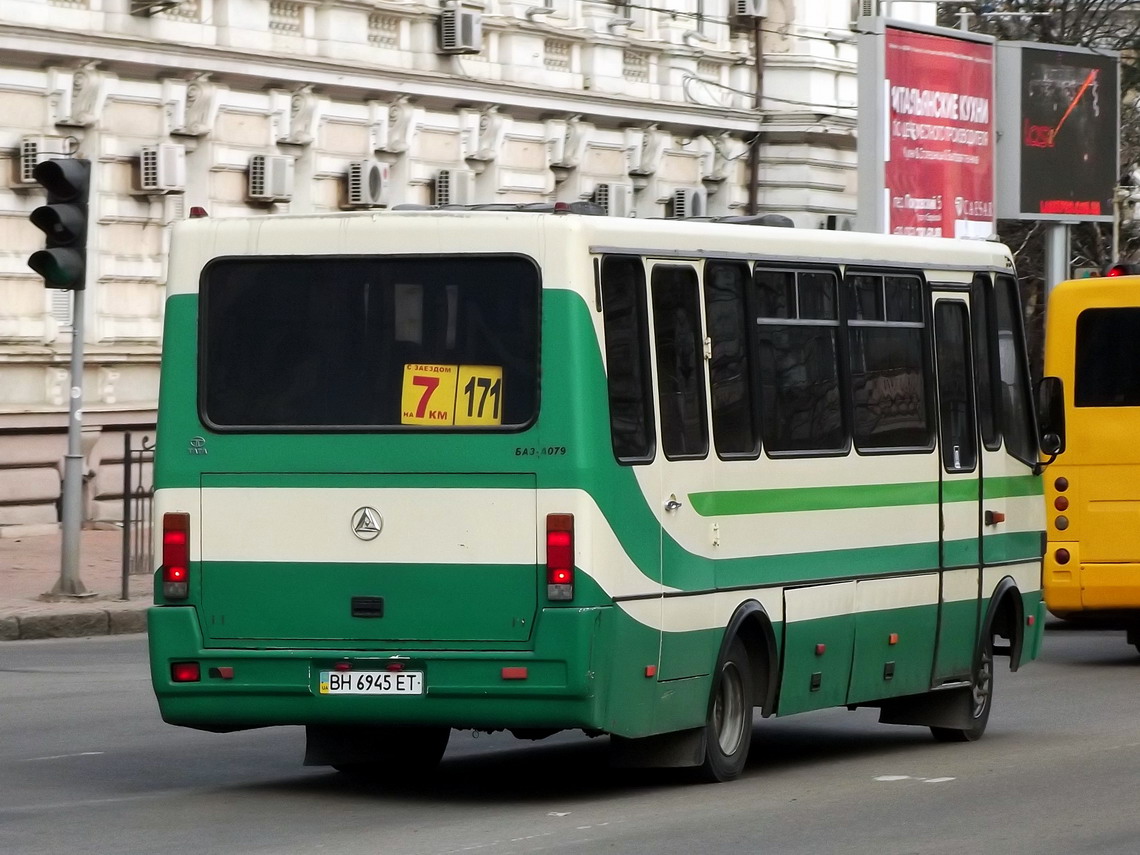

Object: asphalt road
[2,626,1139,855]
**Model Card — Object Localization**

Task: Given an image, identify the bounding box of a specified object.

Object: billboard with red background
[884,27,995,239]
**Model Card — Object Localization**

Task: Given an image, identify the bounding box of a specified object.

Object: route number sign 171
[400,363,503,426]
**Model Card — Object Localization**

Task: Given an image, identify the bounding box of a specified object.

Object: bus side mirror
[1036,376,1065,465]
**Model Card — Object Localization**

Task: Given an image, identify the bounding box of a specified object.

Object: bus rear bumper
[1046,561,1140,616]
[148,605,609,734]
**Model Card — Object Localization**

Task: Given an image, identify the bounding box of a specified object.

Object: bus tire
[697,637,754,782]
[931,633,993,743]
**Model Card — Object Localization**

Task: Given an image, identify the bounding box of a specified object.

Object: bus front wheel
[931,634,993,743]
[697,637,754,782]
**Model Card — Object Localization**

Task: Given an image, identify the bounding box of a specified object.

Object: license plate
[319,671,424,695]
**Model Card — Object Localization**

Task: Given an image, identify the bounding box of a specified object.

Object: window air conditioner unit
[438,8,482,54]
[733,0,768,16]
[434,168,475,206]
[670,187,706,219]
[248,154,295,202]
[17,136,71,186]
[346,159,391,207]
[139,143,187,193]
[591,182,634,218]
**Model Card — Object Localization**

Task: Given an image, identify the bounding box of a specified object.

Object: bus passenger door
[981,274,1043,570]
[932,297,981,682]
[647,261,717,683]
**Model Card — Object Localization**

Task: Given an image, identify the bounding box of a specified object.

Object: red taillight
[546,513,574,601]
[1055,548,1071,565]
[171,662,200,682]
[1054,496,1069,511]
[162,512,190,600]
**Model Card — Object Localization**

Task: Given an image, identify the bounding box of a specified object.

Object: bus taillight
[546,513,574,601]
[171,662,201,682]
[162,512,191,600]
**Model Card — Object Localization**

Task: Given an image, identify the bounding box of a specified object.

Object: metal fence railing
[120,432,155,600]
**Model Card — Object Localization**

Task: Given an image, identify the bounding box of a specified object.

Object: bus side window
[971,274,1001,451]
[846,271,932,452]
[994,274,1037,465]
[601,256,656,464]
[704,260,759,458]
[651,264,709,460]
[755,267,845,454]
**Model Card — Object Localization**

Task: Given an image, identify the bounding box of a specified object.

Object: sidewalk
[0,527,151,641]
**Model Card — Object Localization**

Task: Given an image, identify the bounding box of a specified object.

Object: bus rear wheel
[931,635,993,743]
[697,637,754,782]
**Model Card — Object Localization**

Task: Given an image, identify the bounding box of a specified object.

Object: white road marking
[21,751,105,762]
[874,774,956,783]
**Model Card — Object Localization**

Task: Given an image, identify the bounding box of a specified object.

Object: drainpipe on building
[747,15,764,215]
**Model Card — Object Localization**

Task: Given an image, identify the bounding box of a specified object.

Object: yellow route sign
[401,363,502,426]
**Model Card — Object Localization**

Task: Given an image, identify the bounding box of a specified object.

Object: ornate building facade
[0,0,933,533]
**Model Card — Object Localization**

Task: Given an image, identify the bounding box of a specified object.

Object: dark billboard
[1018,46,1118,220]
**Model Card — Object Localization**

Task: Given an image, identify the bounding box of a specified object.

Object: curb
[0,604,148,641]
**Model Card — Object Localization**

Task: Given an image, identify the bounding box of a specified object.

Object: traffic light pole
[27,156,94,598]
[54,286,89,597]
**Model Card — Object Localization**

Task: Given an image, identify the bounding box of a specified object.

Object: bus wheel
[931,634,993,743]
[697,637,754,782]
[325,726,451,781]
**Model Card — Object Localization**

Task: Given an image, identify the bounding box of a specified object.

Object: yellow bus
[1041,274,1140,651]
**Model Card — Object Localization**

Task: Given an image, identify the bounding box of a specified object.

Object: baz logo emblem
[351,507,383,541]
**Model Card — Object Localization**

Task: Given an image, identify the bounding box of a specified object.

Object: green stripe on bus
[690,474,1041,517]
[984,475,1043,498]
[942,480,978,504]
[689,482,938,517]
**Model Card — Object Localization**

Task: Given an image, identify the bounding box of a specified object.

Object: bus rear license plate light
[547,583,573,600]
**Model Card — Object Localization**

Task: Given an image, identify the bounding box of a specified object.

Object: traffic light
[1104,262,1140,277]
[28,158,91,290]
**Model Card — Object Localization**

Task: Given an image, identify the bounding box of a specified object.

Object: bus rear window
[1075,307,1140,407]
[200,255,540,430]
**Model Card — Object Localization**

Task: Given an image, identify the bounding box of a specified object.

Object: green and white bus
[148,205,1049,782]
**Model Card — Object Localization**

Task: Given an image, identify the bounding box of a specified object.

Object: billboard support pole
[1044,222,1069,299]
